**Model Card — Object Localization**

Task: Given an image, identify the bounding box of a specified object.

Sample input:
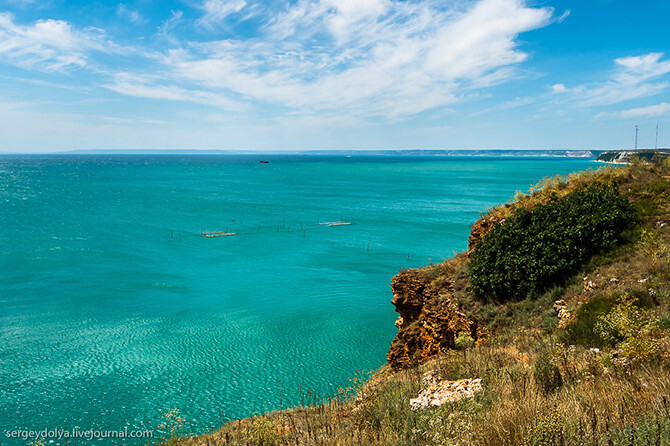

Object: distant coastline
[596,148,670,164]
[10,149,602,157]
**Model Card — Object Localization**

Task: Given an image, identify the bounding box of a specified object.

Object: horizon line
[0,148,615,156]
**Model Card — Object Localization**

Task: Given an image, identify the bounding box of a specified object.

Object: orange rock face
[387,269,474,369]
[467,215,503,252]
[387,213,502,369]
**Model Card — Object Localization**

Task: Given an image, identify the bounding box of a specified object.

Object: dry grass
[160,335,670,446]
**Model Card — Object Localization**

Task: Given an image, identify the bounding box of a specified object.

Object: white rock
[410,378,484,410]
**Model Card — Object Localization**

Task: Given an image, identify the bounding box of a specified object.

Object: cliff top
[597,148,670,163]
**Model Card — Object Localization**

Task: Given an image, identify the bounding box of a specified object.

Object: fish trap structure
[200,230,238,238]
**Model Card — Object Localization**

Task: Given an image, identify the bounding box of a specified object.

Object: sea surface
[0,155,596,444]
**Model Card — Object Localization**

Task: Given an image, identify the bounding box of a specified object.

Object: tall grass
[161,334,670,445]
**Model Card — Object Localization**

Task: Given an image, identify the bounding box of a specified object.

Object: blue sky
[0,0,669,152]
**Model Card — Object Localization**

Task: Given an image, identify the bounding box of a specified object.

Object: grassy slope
[161,160,670,446]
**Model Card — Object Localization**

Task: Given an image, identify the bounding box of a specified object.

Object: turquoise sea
[0,155,596,444]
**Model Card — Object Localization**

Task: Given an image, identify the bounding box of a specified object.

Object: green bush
[469,184,637,301]
[247,417,280,446]
[533,355,563,395]
[595,293,645,347]
[559,294,617,347]
[455,331,475,350]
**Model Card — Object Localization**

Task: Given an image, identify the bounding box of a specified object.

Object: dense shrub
[559,294,617,347]
[454,331,475,350]
[469,184,637,301]
[533,355,563,395]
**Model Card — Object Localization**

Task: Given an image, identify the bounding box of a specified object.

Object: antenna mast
[635,125,639,149]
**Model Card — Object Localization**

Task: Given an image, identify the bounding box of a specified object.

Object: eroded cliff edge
[387,167,640,369]
[387,216,495,369]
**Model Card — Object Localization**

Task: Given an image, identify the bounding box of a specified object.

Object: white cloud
[557,52,670,107]
[557,9,570,23]
[500,96,535,109]
[471,96,534,116]
[116,4,146,24]
[614,53,670,84]
[0,0,556,123]
[0,12,108,71]
[157,10,184,42]
[103,73,243,111]
[596,102,670,120]
[133,0,554,118]
[551,83,567,93]
[4,0,40,7]
[323,0,390,43]
[197,0,247,28]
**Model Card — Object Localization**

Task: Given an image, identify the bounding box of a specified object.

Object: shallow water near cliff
[0,155,595,444]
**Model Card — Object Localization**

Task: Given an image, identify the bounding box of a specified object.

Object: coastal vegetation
[597,149,670,164]
[158,158,670,446]
[469,183,637,300]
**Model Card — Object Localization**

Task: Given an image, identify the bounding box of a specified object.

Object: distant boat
[259,160,269,163]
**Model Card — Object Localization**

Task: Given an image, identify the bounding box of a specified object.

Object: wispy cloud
[0,13,92,70]
[614,53,670,84]
[123,0,554,118]
[197,0,247,29]
[557,9,570,23]
[472,96,535,115]
[116,4,146,25]
[103,72,244,110]
[157,10,184,43]
[551,83,568,93]
[553,53,670,107]
[4,0,42,8]
[321,0,391,44]
[0,12,116,71]
[596,102,670,120]
[0,0,556,122]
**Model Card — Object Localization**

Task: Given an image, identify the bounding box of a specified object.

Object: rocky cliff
[386,214,498,369]
[386,269,473,368]
[597,149,670,164]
